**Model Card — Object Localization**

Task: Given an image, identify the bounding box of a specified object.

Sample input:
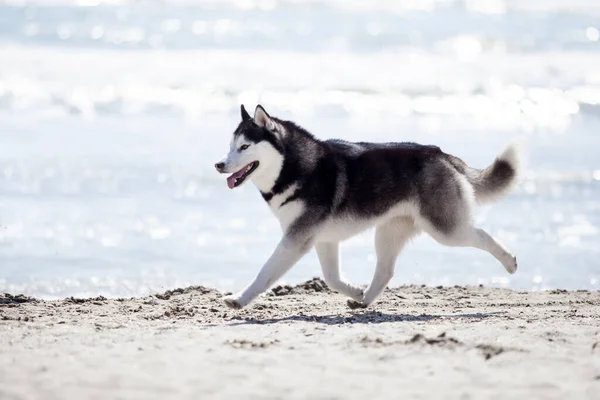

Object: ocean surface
[0,0,599,299]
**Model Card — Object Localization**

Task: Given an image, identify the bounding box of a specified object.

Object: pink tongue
[226,169,247,189]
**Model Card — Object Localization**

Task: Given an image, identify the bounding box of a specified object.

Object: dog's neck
[251,153,284,196]
[250,124,323,201]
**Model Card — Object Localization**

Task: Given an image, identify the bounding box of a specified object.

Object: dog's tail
[449,142,522,204]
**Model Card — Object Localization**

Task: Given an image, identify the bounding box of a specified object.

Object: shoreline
[1,279,599,399]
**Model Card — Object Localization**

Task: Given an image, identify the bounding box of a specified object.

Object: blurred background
[0,0,599,298]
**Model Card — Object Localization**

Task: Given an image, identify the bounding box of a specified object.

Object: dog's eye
[239,144,250,151]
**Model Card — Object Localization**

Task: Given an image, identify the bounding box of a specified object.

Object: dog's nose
[215,162,225,172]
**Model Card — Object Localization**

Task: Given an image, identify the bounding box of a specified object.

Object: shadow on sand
[226,310,507,326]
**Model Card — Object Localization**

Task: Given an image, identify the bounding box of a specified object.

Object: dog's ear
[254,105,275,131]
[240,104,251,121]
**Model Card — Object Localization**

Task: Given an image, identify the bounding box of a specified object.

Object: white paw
[503,255,518,274]
[347,286,365,303]
[223,295,244,310]
[347,299,368,310]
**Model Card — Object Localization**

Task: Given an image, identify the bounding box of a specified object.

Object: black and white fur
[215,105,521,309]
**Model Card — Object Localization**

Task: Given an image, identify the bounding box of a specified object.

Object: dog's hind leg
[348,217,418,309]
[416,167,517,274]
[470,227,518,274]
[424,224,517,274]
[316,242,364,302]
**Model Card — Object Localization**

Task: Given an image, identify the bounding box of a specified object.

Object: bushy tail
[446,142,522,204]
[466,142,522,204]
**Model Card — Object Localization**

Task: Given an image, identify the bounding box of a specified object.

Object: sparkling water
[0,0,599,298]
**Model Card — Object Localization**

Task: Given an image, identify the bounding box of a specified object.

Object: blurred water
[0,0,599,298]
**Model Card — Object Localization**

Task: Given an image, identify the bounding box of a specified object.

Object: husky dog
[215,104,521,309]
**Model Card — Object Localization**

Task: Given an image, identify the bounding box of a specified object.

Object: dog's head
[215,104,284,190]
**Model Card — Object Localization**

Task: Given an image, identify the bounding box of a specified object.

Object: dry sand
[1,278,599,400]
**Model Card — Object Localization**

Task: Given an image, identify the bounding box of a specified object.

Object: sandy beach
[2,1,600,399]
[1,279,599,400]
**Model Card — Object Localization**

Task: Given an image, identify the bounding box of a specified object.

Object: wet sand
[1,279,599,400]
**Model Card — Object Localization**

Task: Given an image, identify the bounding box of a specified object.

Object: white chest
[267,184,304,232]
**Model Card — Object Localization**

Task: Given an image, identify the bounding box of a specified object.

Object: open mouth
[226,161,259,189]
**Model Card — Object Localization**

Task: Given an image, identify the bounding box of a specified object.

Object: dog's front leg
[223,235,313,309]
